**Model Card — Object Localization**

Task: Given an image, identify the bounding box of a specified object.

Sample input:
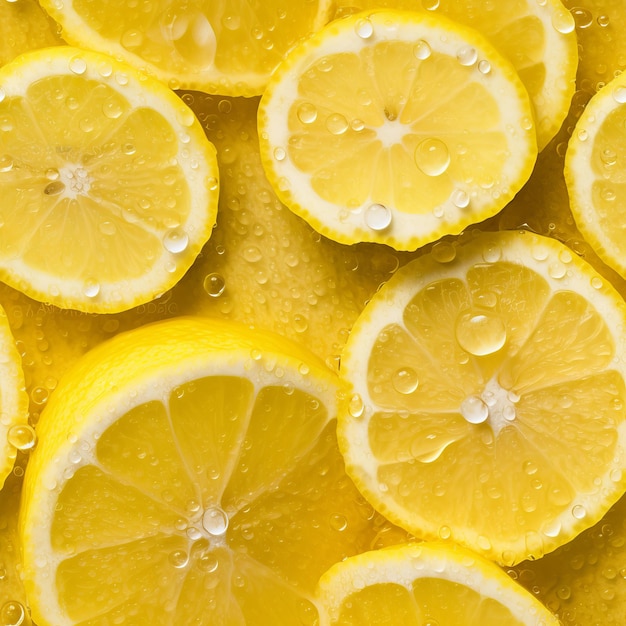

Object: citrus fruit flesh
[19,317,392,626]
[338,229,626,566]
[0,46,219,314]
[317,542,560,625]
[258,10,537,250]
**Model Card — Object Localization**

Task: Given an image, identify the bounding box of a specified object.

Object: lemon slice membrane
[258,10,537,250]
[0,46,219,313]
[316,542,560,625]
[19,317,390,626]
[338,229,626,566]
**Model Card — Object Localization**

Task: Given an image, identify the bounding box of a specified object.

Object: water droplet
[556,585,571,600]
[0,601,28,626]
[477,60,491,74]
[571,7,593,29]
[69,56,87,74]
[355,17,374,39]
[348,393,364,418]
[297,102,318,124]
[451,189,470,208]
[460,395,489,424]
[168,549,189,569]
[121,28,144,50]
[597,14,610,28]
[202,506,229,536]
[0,155,13,172]
[601,147,617,167]
[203,272,225,297]
[552,9,575,34]
[456,46,477,66]
[273,147,286,161]
[455,310,507,356]
[438,525,451,539]
[415,138,450,176]
[572,504,587,519]
[163,228,189,254]
[329,513,348,531]
[326,113,349,135]
[431,241,456,263]
[7,424,37,451]
[422,0,440,10]
[392,367,419,394]
[83,279,100,298]
[414,39,432,60]
[365,203,392,231]
[198,550,219,573]
[243,245,262,262]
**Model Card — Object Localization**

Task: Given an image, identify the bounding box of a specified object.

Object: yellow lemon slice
[0,46,219,314]
[19,317,387,626]
[338,229,626,566]
[38,0,333,96]
[258,11,537,250]
[317,542,559,625]
[564,69,626,278]
[0,303,29,489]
[332,0,578,151]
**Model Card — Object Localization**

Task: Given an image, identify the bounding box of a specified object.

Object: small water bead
[7,424,37,451]
[222,13,241,30]
[69,56,87,75]
[365,203,392,231]
[597,14,610,28]
[273,147,286,161]
[571,7,593,29]
[477,59,491,74]
[83,279,100,298]
[348,393,364,418]
[163,228,189,254]
[121,28,144,50]
[571,504,587,520]
[392,367,419,394]
[355,17,374,39]
[451,188,469,208]
[325,113,349,135]
[202,506,229,536]
[168,549,189,569]
[203,272,225,297]
[431,241,456,263]
[198,550,219,573]
[422,0,440,10]
[0,155,13,172]
[297,102,318,124]
[460,395,489,424]
[455,310,507,356]
[415,138,450,176]
[243,245,262,262]
[456,46,477,66]
[414,39,432,60]
[552,9,575,34]
[601,147,618,167]
[0,601,29,626]
[329,513,348,532]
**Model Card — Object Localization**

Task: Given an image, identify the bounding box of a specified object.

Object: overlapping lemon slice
[38,0,333,96]
[338,229,626,565]
[0,46,219,313]
[317,542,559,625]
[19,317,387,626]
[258,10,537,250]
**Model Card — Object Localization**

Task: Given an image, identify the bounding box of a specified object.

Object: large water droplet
[203,272,225,297]
[163,228,189,253]
[365,203,392,231]
[415,138,450,176]
[326,113,349,135]
[455,310,507,356]
[355,17,374,39]
[392,367,419,394]
[460,395,489,424]
[0,601,28,626]
[202,506,229,536]
[414,39,431,60]
[7,424,37,451]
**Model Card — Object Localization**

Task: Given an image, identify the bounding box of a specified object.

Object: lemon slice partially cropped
[19,317,387,626]
[39,0,333,96]
[0,303,29,489]
[565,70,626,277]
[0,46,219,313]
[317,542,559,625]
[258,10,537,250]
[338,229,626,566]
[332,0,578,151]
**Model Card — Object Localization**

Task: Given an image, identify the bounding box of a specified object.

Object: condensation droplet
[69,56,87,74]
[365,203,392,231]
[348,393,364,418]
[431,241,456,263]
[329,513,348,531]
[455,310,507,356]
[460,395,489,424]
[83,279,100,298]
[451,189,469,208]
[456,46,477,66]
[326,113,349,135]
[202,506,229,536]
[597,14,610,28]
[415,138,450,176]
[414,39,432,60]
[355,17,374,39]
[163,228,189,254]
[297,102,318,124]
[168,549,189,569]
[571,7,593,29]
[477,60,491,74]
[552,9,575,34]
[273,147,286,161]
[7,424,37,451]
[0,155,13,173]
[572,504,587,519]
[392,367,419,394]
[0,601,28,626]
[203,272,225,297]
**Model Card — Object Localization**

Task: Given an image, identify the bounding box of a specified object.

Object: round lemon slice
[258,10,537,251]
[317,542,559,625]
[338,229,626,566]
[0,46,219,313]
[565,69,626,277]
[39,0,333,96]
[20,317,385,626]
[0,303,29,489]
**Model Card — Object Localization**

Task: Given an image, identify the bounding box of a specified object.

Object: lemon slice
[19,317,387,626]
[0,46,219,314]
[38,0,333,96]
[332,0,578,151]
[564,70,626,277]
[338,229,626,566]
[0,303,29,489]
[258,10,537,250]
[317,542,559,625]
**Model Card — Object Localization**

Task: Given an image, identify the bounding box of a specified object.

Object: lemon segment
[38,0,334,96]
[316,542,559,625]
[19,317,387,626]
[258,11,537,250]
[0,46,219,313]
[338,229,626,565]
[564,69,626,278]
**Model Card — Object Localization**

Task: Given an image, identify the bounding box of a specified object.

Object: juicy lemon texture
[338,229,626,566]
[258,10,537,250]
